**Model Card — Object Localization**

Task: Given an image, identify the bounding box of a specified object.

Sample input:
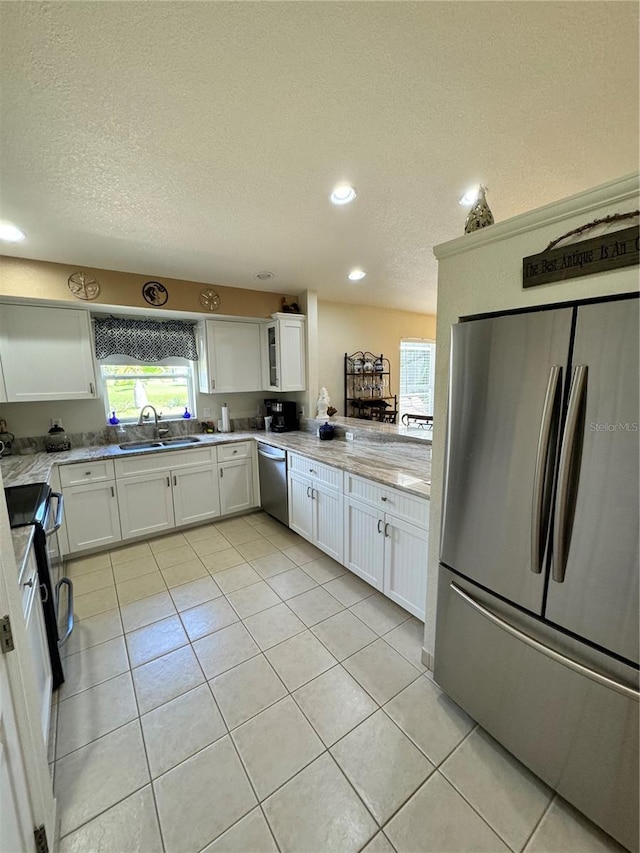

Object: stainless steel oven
[5,482,74,689]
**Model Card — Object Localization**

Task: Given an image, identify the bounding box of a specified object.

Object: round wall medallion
[142,281,168,306]
[68,271,100,300]
[200,288,221,312]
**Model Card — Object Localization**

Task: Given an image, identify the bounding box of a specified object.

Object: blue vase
[183,407,192,419]
[108,411,120,425]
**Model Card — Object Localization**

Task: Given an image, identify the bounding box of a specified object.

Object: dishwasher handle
[257,445,286,462]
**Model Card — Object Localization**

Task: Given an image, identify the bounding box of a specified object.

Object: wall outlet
[203,407,211,418]
[345,431,354,441]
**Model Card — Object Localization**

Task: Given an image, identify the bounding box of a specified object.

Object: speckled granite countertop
[1,430,431,496]
[2,430,430,572]
[11,525,35,581]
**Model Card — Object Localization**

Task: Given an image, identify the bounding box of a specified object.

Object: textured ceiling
[0,1,638,314]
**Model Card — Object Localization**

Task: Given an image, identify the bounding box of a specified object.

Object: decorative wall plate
[68,271,100,300]
[142,281,168,306]
[200,288,221,311]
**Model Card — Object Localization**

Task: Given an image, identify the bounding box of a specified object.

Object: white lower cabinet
[288,470,343,563]
[63,481,122,552]
[343,473,429,620]
[117,471,175,540]
[173,464,220,526]
[383,515,428,620]
[219,458,253,516]
[22,550,51,746]
[344,499,385,590]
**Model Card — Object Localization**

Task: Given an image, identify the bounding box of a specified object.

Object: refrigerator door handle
[450,582,639,701]
[531,365,562,574]
[552,364,588,583]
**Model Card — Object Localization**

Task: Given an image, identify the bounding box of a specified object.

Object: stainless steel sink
[161,437,201,446]
[118,440,163,450]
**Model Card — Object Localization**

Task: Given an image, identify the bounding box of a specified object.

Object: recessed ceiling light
[0,221,26,242]
[459,185,481,206]
[330,184,357,206]
[348,269,366,281]
[255,271,274,280]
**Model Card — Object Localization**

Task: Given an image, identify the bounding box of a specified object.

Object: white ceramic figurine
[316,387,330,419]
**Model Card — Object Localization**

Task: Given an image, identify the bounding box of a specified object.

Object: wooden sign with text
[522,225,639,288]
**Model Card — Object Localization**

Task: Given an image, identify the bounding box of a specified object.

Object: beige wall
[317,301,436,416]
[425,173,639,659]
[0,255,293,318]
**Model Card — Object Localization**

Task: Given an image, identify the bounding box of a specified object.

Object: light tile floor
[50,513,626,853]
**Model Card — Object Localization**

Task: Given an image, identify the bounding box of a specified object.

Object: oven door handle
[56,577,74,646]
[48,492,64,535]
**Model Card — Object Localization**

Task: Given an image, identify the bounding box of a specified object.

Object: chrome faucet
[137,404,162,439]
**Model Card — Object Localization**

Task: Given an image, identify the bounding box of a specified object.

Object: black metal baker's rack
[344,351,398,423]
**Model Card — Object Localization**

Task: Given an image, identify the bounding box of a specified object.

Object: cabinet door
[313,483,344,564]
[287,471,313,541]
[344,498,384,590]
[173,464,220,526]
[383,515,428,620]
[117,472,175,539]
[63,481,122,553]
[0,304,97,401]
[278,316,306,391]
[263,322,279,390]
[206,320,262,393]
[23,573,52,746]
[219,458,254,516]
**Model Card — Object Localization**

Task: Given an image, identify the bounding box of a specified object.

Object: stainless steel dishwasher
[257,442,288,526]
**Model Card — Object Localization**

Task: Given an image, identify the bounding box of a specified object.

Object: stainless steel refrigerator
[434,293,639,851]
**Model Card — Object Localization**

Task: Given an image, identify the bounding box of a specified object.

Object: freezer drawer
[434,566,639,853]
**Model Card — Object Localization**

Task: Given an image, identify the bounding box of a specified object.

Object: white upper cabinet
[198,319,263,394]
[0,304,97,401]
[262,313,306,392]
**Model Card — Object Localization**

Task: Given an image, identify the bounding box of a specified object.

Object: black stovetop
[4,482,50,528]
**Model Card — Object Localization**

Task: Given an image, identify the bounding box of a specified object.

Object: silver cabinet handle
[89,382,95,395]
[233,449,237,454]
[166,476,170,487]
[110,485,115,498]
[309,469,316,475]
[377,519,383,534]
[85,471,91,476]
[553,364,588,583]
[306,485,311,498]
[173,475,177,486]
[220,469,224,478]
[275,377,279,387]
[450,581,639,701]
[23,578,34,588]
[381,496,388,502]
[313,488,317,500]
[211,379,216,390]
[384,522,391,537]
[531,365,562,574]
[39,583,49,603]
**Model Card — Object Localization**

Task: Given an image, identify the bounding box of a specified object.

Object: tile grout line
[520,793,556,853]
[57,519,431,849]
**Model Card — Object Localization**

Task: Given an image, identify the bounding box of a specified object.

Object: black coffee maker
[265,399,298,432]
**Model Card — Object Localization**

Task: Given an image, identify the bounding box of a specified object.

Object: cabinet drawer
[59,459,115,486]
[288,453,342,490]
[218,441,252,461]
[345,473,428,528]
[114,447,216,478]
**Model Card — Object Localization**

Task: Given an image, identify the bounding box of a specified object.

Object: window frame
[98,355,197,424]
[399,337,436,422]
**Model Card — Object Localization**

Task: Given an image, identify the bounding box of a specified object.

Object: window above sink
[99,359,197,424]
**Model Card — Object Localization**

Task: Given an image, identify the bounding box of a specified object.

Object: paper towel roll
[221,404,231,433]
